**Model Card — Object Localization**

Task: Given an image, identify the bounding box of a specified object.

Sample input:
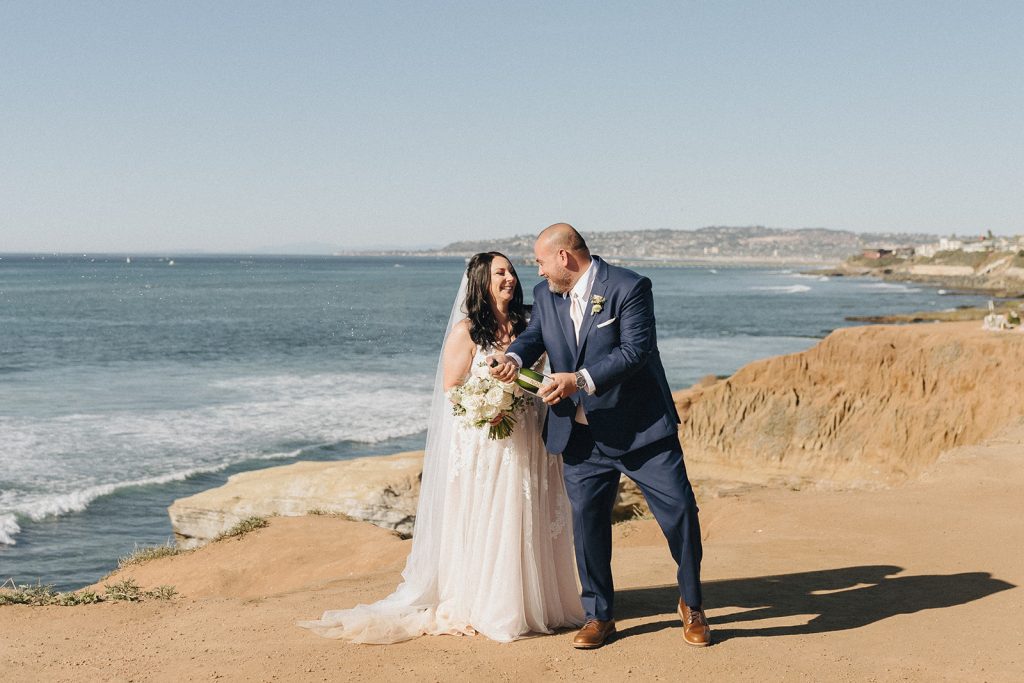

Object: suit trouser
[561,422,703,621]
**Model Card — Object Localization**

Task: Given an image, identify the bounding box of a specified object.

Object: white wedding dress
[299,279,583,643]
[431,346,582,640]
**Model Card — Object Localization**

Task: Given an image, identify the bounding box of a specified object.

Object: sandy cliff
[169,452,423,547]
[675,321,1024,487]
[5,421,1022,681]
[170,321,1024,545]
[6,321,1024,680]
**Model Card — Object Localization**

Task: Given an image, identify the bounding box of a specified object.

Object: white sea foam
[0,368,434,542]
[0,513,21,546]
[750,284,812,294]
[855,282,921,293]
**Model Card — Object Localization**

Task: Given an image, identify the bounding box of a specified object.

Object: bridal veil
[297,275,470,643]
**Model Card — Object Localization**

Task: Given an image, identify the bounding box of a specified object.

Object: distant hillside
[425,226,939,264]
[832,248,1024,296]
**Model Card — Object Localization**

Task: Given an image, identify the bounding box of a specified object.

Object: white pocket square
[596,317,617,328]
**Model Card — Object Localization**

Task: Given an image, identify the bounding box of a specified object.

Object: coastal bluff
[169,452,647,547]
[676,320,1024,487]
[169,452,423,547]
[169,321,1024,544]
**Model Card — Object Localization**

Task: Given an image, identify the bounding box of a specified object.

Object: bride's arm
[442,320,476,391]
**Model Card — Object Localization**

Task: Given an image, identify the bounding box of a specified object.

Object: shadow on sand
[614,565,1015,643]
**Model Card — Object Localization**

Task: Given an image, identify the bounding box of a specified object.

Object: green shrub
[215,516,269,541]
[0,577,173,607]
[118,541,184,568]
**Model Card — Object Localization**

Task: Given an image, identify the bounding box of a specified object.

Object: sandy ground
[3,421,1023,682]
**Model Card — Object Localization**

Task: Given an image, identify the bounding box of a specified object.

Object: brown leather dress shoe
[572,619,616,649]
[678,600,711,647]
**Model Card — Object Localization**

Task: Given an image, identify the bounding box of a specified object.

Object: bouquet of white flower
[447,362,527,440]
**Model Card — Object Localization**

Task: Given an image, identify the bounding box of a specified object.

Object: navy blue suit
[508,256,704,619]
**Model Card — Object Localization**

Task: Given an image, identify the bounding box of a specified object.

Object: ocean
[0,254,987,590]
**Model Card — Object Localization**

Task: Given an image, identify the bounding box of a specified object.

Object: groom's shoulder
[599,257,645,286]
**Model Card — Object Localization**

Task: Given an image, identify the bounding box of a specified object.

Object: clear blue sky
[2,1,1021,252]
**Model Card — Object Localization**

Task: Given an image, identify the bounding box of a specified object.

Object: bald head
[533,223,591,294]
[538,223,590,256]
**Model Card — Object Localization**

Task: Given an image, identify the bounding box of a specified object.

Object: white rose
[471,362,490,379]
[480,403,500,421]
[484,385,506,406]
[498,391,515,411]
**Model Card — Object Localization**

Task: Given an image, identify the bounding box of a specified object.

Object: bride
[299,251,584,643]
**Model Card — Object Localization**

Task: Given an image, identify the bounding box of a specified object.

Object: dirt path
[3,422,1022,682]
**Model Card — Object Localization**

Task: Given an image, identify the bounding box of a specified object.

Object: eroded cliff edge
[170,321,1024,545]
[675,321,1024,487]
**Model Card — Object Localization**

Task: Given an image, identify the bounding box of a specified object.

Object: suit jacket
[508,255,680,457]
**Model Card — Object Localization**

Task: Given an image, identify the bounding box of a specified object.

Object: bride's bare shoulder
[446,319,474,345]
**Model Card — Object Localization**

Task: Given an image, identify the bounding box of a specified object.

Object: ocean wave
[0,448,310,544]
[855,282,922,293]
[0,513,21,546]
[750,284,812,294]
[0,369,434,540]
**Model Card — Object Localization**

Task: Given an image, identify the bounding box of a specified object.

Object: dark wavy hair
[464,251,528,350]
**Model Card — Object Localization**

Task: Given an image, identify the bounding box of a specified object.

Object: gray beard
[546,279,569,295]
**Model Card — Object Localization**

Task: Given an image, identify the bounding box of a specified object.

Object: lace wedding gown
[299,346,584,643]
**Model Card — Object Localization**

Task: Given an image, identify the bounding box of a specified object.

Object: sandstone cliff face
[170,452,646,546]
[170,322,1024,544]
[676,322,1024,488]
[169,452,423,548]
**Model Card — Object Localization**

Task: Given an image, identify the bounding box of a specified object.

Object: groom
[489,223,710,649]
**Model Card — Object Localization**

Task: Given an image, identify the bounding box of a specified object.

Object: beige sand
[3,419,1022,682]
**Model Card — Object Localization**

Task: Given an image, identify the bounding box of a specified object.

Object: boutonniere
[590,294,605,315]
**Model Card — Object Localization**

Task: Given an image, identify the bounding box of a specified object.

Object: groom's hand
[486,353,519,382]
[537,372,578,405]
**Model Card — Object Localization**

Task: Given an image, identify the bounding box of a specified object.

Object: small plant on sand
[0,578,156,607]
[215,516,269,541]
[147,585,178,600]
[104,578,144,602]
[0,580,60,606]
[57,589,103,606]
[306,508,358,521]
[118,541,184,568]
[102,579,177,602]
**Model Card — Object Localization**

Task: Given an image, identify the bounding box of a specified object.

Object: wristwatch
[574,371,588,393]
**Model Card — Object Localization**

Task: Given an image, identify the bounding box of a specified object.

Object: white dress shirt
[567,259,597,396]
[508,260,597,413]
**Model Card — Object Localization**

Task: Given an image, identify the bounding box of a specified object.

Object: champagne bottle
[490,360,552,396]
[514,365,553,396]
